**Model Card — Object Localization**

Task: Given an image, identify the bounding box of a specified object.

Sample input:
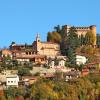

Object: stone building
[32,34,61,57]
[62,25,97,46]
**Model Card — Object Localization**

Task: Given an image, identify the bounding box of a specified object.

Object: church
[32,34,61,57]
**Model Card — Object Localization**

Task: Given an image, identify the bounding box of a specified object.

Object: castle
[62,25,97,46]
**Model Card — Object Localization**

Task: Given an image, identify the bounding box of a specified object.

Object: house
[6,75,19,87]
[42,73,55,79]
[22,76,37,85]
[11,49,47,65]
[81,68,89,76]
[48,56,66,68]
[58,59,66,67]
[87,62,100,69]
[1,49,12,58]
[76,55,87,65]
[0,70,18,84]
[65,70,81,81]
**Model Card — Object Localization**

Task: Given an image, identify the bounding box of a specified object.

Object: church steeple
[36,33,41,42]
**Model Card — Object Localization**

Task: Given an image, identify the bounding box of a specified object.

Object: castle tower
[89,25,97,46]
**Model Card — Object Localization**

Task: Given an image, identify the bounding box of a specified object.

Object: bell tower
[36,33,41,42]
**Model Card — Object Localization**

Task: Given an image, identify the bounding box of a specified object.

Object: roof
[11,50,20,53]
[1,49,12,54]
[16,54,46,59]
[22,76,37,80]
[41,42,59,45]
[33,41,59,45]
[6,74,18,78]
[43,73,55,78]
[22,76,37,81]
[65,71,80,76]
[82,68,89,72]
[87,62,100,68]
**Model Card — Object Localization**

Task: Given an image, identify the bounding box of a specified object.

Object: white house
[6,75,19,87]
[48,56,66,68]
[58,59,65,67]
[76,55,87,65]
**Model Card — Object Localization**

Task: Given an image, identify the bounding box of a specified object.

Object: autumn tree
[47,31,62,44]
[84,30,96,46]
[97,34,100,48]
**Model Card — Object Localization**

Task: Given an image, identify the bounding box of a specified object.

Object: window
[29,52,31,55]
[11,81,13,83]
[8,81,10,83]
[26,52,28,55]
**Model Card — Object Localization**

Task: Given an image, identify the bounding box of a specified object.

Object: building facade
[6,75,19,87]
[1,49,12,58]
[33,34,61,57]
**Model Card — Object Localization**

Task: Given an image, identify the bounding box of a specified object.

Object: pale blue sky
[0,0,100,48]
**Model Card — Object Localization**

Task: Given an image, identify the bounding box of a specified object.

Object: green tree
[66,27,80,64]
[67,27,80,49]
[80,34,85,46]
[18,67,30,76]
[54,25,61,33]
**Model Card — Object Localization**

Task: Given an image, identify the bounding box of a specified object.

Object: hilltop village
[0,25,100,99]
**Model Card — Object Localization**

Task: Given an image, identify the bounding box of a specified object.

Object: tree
[85,31,96,46]
[18,68,30,76]
[67,27,80,49]
[54,71,64,80]
[80,45,95,55]
[47,31,62,44]
[54,25,61,33]
[79,34,85,46]
[4,55,11,61]
[66,27,80,64]
[97,34,100,48]
[54,57,59,66]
